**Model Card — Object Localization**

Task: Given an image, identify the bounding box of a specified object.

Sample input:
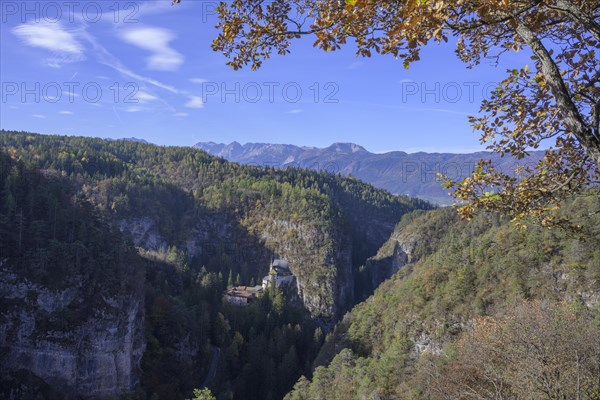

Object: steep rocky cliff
[252,218,354,319]
[0,269,144,399]
[365,208,461,289]
[365,230,414,289]
[0,155,147,399]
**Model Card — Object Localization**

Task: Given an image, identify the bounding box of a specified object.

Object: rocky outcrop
[366,241,410,289]
[118,217,168,252]
[413,332,443,356]
[0,269,145,399]
[290,237,354,320]
[254,219,354,320]
[365,227,418,289]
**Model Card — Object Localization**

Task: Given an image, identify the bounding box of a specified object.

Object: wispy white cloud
[12,23,194,117]
[79,29,180,95]
[136,1,181,18]
[126,107,143,113]
[346,61,363,70]
[190,78,209,84]
[90,0,184,27]
[135,90,158,103]
[12,22,85,67]
[59,110,74,115]
[185,96,204,109]
[174,112,189,117]
[112,64,180,94]
[120,27,184,71]
[32,114,46,119]
[286,109,304,114]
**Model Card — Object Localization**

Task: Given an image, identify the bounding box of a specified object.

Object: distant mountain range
[194,141,544,204]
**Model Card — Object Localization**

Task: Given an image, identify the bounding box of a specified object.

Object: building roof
[224,285,262,299]
[271,259,289,270]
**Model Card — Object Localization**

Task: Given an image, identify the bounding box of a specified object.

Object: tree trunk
[515,21,600,169]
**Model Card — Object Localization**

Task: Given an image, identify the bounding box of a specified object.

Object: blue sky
[0,0,532,153]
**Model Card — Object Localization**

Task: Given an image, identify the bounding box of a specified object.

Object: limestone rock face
[0,269,145,399]
[253,219,355,320]
[365,226,419,289]
[118,217,168,252]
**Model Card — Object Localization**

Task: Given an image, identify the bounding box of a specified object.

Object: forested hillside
[0,130,431,399]
[286,194,600,399]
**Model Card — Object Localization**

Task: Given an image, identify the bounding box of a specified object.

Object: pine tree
[228,270,234,287]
